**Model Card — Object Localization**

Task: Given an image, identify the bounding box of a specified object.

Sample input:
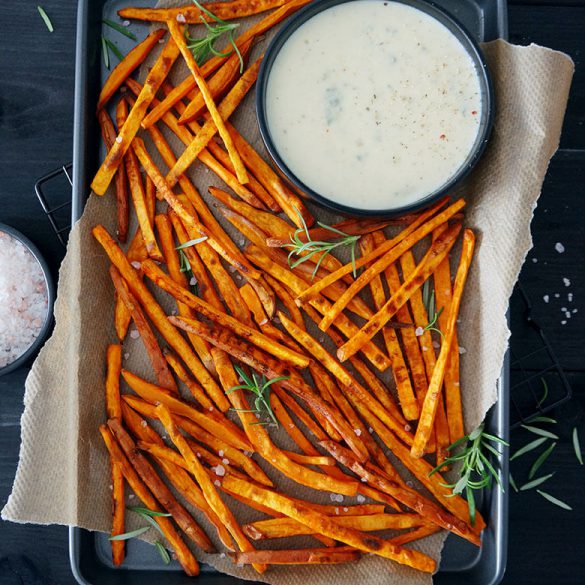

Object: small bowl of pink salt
[0,224,55,376]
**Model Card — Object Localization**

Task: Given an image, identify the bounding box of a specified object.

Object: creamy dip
[265,0,483,210]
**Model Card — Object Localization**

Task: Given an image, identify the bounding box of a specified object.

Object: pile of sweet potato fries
[93,0,480,576]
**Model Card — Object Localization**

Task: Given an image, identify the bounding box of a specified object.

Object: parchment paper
[2,6,573,583]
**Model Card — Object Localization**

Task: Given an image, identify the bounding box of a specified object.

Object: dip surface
[265,0,483,210]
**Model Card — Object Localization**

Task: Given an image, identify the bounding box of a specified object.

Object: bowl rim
[0,223,56,376]
[256,0,495,218]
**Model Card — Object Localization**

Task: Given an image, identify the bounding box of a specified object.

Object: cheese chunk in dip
[265,0,483,210]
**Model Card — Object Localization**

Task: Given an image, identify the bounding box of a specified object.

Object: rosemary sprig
[177,249,198,295]
[227,366,289,426]
[284,210,361,279]
[37,6,54,32]
[430,423,508,526]
[421,282,443,337]
[103,18,137,41]
[185,0,244,72]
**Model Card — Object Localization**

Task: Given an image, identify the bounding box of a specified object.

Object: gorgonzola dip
[265,0,483,210]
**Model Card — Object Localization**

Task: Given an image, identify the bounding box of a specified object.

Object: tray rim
[69,0,510,583]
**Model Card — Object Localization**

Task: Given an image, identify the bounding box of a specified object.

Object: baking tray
[69,0,510,583]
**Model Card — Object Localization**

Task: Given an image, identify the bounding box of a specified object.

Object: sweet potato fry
[282,452,336,467]
[245,513,425,540]
[91,37,179,195]
[212,348,359,496]
[432,230,464,443]
[166,19,248,185]
[360,234,419,420]
[320,441,482,545]
[121,370,251,451]
[99,425,200,576]
[104,345,125,565]
[337,223,463,361]
[245,245,391,372]
[222,475,436,573]
[155,214,215,373]
[223,122,313,228]
[278,313,413,447]
[229,547,361,566]
[93,225,229,411]
[390,524,442,546]
[98,107,129,242]
[164,350,213,410]
[136,0,312,123]
[166,56,262,187]
[156,405,265,573]
[121,403,234,550]
[110,267,177,393]
[173,316,368,462]
[97,29,166,110]
[108,418,214,552]
[296,197,456,305]
[411,230,476,458]
[141,260,309,368]
[119,0,287,23]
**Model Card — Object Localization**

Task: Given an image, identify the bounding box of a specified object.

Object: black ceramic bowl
[0,224,55,376]
[256,0,494,218]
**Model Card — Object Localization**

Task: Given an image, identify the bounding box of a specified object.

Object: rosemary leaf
[509,473,519,493]
[103,37,124,62]
[127,506,172,518]
[536,490,572,511]
[528,441,557,480]
[103,18,137,41]
[37,6,54,32]
[109,526,150,541]
[537,378,549,407]
[101,36,110,69]
[510,437,547,461]
[573,427,583,465]
[521,425,559,440]
[176,236,208,250]
[528,416,557,424]
[155,540,172,565]
[519,473,555,491]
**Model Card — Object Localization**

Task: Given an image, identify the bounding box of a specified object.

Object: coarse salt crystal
[131,261,141,269]
[565,311,571,319]
[561,307,567,312]
[356,495,366,503]
[573,309,578,314]
[196,452,201,458]
[219,553,226,558]
[432,341,440,349]
[123,20,130,26]
[532,258,538,263]
[343,507,349,512]
[555,242,565,253]
[218,450,224,457]
[360,477,368,483]
[406,480,414,488]
[214,480,221,487]
[130,329,139,339]
[543,295,549,303]
[176,13,186,22]
[330,493,339,502]
[422,346,428,352]
[115,135,123,143]
[190,276,198,286]
[561,320,567,325]
[415,326,424,337]
[129,494,135,499]
[555,293,560,298]
[140,420,147,428]
[214,465,226,477]
[459,346,466,354]
[222,458,230,465]
[124,353,130,360]
[209,407,214,412]
[368,427,373,434]
[568,293,574,302]
[354,428,362,436]
[563,278,571,287]
[335,507,340,515]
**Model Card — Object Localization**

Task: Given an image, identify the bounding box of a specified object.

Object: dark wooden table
[0,1,583,583]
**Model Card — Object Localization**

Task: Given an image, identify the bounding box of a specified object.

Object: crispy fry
[338,223,463,361]
[278,313,413,447]
[296,197,455,305]
[98,107,129,242]
[390,524,442,546]
[104,345,125,565]
[245,513,425,540]
[155,214,215,373]
[107,418,214,552]
[97,29,166,110]
[156,405,265,573]
[412,230,476,458]
[141,260,309,368]
[360,234,419,420]
[91,37,179,195]
[138,0,312,123]
[229,547,361,566]
[99,425,200,576]
[224,122,313,228]
[109,266,177,393]
[282,452,336,467]
[121,370,251,451]
[245,245,391,372]
[164,350,213,410]
[222,475,436,573]
[119,0,287,23]
[212,348,359,496]
[173,317,368,462]
[320,441,482,545]
[432,230,464,443]
[166,56,261,187]
[93,225,228,411]
[121,403,234,549]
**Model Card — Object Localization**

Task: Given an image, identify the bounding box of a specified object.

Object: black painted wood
[0,2,583,584]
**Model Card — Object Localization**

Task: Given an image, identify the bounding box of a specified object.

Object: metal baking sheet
[69,1,509,583]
